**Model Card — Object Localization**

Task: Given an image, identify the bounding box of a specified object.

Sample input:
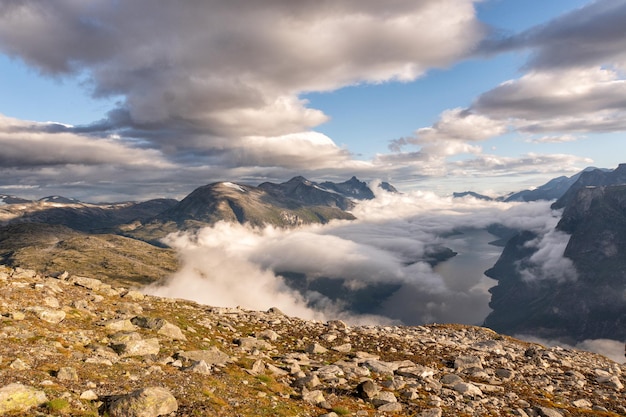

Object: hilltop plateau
[0,265,623,416]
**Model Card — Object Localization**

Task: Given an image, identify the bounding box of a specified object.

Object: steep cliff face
[552,164,626,209]
[484,186,626,342]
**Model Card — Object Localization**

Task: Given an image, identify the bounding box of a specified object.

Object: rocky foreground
[0,266,624,416]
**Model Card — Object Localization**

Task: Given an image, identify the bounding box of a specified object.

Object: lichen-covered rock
[302,389,325,406]
[131,316,187,341]
[176,347,230,366]
[108,387,178,417]
[0,383,48,414]
[103,319,138,332]
[26,306,66,324]
[111,334,160,357]
[123,290,145,300]
[70,275,110,291]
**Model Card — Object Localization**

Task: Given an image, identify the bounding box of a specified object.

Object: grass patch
[256,374,273,384]
[332,406,351,415]
[47,398,70,412]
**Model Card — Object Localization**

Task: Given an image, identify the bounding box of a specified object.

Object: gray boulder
[108,387,178,417]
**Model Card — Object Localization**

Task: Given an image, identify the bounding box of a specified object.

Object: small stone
[293,373,322,389]
[43,296,60,308]
[258,329,279,341]
[176,348,230,366]
[417,408,443,417]
[378,402,402,412]
[331,343,352,353]
[123,290,145,300]
[572,399,592,408]
[596,373,624,390]
[108,387,178,417]
[356,380,379,400]
[186,360,212,375]
[535,406,564,417]
[249,359,265,375]
[9,358,30,370]
[28,307,66,324]
[57,367,79,381]
[131,317,186,341]
[302,390,325,406]
[235,336,272,351]
[452,382,483,398]
[6,311,25,321]
[454,355,483,372]
[372,391,397,407]
[305,343,328,354]
[80,390,99,400]
[103,319,137,332]
[111,336,160,358]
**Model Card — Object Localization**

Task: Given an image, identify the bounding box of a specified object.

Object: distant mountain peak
[39,196,81,204]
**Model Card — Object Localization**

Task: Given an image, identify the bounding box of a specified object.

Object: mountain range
[454,167,608,203]
[0,176,393,277]
[484,165,626,342]
[1,170,626,346]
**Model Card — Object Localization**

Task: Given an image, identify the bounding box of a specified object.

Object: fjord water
[434,229,503,325]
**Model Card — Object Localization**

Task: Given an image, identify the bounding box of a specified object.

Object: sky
[1,0,625,202]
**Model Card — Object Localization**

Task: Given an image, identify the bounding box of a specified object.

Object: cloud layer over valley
[146,189,568,325]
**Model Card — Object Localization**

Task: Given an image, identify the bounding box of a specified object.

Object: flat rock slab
[0,383,48,414]
[176,347,230,366]
[108,387,178,417]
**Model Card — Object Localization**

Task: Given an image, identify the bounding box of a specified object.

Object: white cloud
[0,0,485,141]
[450,153,593,177]
[0,113,172,168]
[519,228,578,283]
[474,68,626,124]
[527,134,579,144]
[414,108,508,143]
[146,191,567,325]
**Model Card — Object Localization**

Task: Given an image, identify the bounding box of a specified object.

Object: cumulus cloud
[396,1,626,169]
[473,67,626,125]
[519,229,578,283]
[0,0,503,199]
[0,114,171,168]
[146,190,570,326]
[0,0,484,142]
[483,0,626,70]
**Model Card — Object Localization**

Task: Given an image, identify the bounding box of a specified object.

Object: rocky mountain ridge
[1,176,388,244]
[484,182,626,342]
[552,164,626,209]
[0,265,623,417]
